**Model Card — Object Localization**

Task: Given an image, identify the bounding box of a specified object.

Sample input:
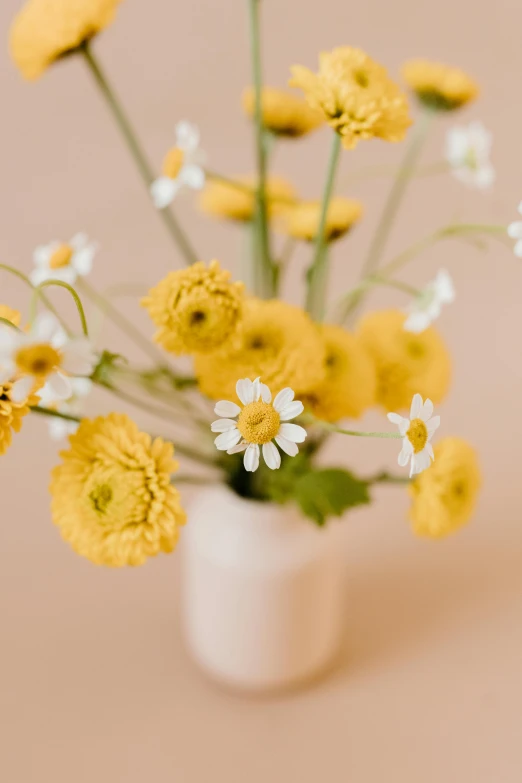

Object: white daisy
[30,233,97,287]
[507,202,522,258]
[0,312,97,403]
[39,376,92,440]
[211,377,307,472]
[150,121,206,209]
[387,394,440,478]
[445,122,495,190]
[404,269,455,333]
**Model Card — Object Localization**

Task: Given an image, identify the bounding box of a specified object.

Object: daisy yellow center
[162,147,185,179]
[237,401,280,445]
[15,343,61,377]
[406,418,428,454]
[49,244,74,270]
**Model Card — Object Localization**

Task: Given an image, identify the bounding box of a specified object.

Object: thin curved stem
[32,280,89,336]
[332,274,420,322]
[303,414,402,439]
[31,405,81,423]
[0,263,70,333]
[0,317,22,331]
[81,43,199,266]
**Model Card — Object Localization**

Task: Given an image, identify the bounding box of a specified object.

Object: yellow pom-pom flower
[409,437,481,538]
[0,380,38,456]
[242,86,324,138]
[50,413,186,567]
[280,197,363,242]
[0,306,22,327]
[357,310,451,411]
[300,325,376,422]
[9,0,122,80]
[195,298,326,400]
[290,47,411,150]
[141,260,244,356]
[402,60,479,111]
[199,176,295,223]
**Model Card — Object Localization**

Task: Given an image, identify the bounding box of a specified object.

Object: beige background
[1,0,522,780]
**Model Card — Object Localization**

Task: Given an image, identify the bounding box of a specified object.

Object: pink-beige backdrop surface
[1,1,522,781]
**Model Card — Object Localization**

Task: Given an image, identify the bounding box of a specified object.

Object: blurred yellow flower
[357,310,451,411]
[50,413,186,567]
[409,437,481,538]
[242,86,324,138]
[280,196,363,242]
[0,306,22,327]
[195,298,326,400]
[290,47,411,150]
[0,380,38,456]
[301,325,376,422]
[402,60,479,111]
[9,0,122,80]
[142,260,244,356]
[199,176,295,223]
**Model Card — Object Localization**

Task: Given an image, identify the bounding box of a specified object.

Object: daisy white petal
[227,442,248,455]
[214,429,242,451]
[279,400,304,421]
[262,441,281,470]
[0,366,13,385]
[403,311,431,334]
[32,312,60,342]
[275,434,299,457]
[514,240,522,258]
[244,443,260,472]
[10,375,34,402]
[236,378,254,405]
[34,244,55,267]
[387,412,409,436]
[214,400,241,418]
[211,419,238,433]
[49,417,78,441]
[420,398,434,421]
[259,382,271,403]
[150,177,178,209]
[60,339,96,376]
[175,121,200,152]
[73,246,96,277]
[46,371,72,401]
[426,415,441,436]
[398,439,413,467]
[507,222,522,239]
[410,393,423,420]
[279,422,307,443]
[426,442,435,460]
[180,164,205,190]
[273,387,295,413]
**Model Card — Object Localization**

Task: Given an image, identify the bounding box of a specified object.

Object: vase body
[181,484,346,692]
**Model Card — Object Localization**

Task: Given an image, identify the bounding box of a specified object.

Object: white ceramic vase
[181,484,347,692]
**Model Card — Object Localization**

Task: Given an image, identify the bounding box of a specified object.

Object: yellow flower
[142,260,244,356]
[195,298,326,400]
[280,197,363,242]
[199,176,295,223]
[409,437,481,538]
[242,86,324,137]
[402,60,479,111]
[0,380,38,456]
[357,310,451,411]
[290,47,411,150]
[9,0,122,80]
[301,325,376,422]
[50,413,186,567]
[0,306,22,327]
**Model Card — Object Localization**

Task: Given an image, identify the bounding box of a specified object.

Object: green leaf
[294,468,370,526]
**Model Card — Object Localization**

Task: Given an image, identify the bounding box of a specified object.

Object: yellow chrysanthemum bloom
[195,298,326,400]
[357,310,451,411]
[199,176,295,223]
[301,325,376,422]
[290,47,411,150]
[142,260,244,356]
[50,413,186,567]
[0,380,38,455]
[242,86,324,138]
[409,437,481,538]
[401,60,479,111]
[9,0,122,80]
[0,306,22,327]
[280,196,363,242]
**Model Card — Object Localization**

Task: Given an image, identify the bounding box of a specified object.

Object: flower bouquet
[3,0,512,689]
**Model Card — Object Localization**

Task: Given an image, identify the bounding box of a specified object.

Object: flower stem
[306,133,342,319]
[303,414,402,439]
[0,262,70,334]
[31,280,89,336]
[80,43,199,266]
[248,0,273,297]
[31,405,81,423]
[367,470,410,485]
[333,274,420,322]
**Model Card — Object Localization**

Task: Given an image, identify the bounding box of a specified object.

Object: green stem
[303,414,402,440]
[31,406,81,424]
[174,474,218,486]
[306,133,342,319]
[80,43,199,266]
[0,263,70,334]
[361,109,434,279]
[333,274,420,322]
[368,471,410,485]
[248,0,273,297]
[0,317,22,331]
[31,280,89,336]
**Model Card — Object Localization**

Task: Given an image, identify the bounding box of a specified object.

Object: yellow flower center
[89,483,113,516]
[237,401,280,445]
[406,418,429,454]
[15,343,61,377]
[49,244,74,270]
[162,147,185,179]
